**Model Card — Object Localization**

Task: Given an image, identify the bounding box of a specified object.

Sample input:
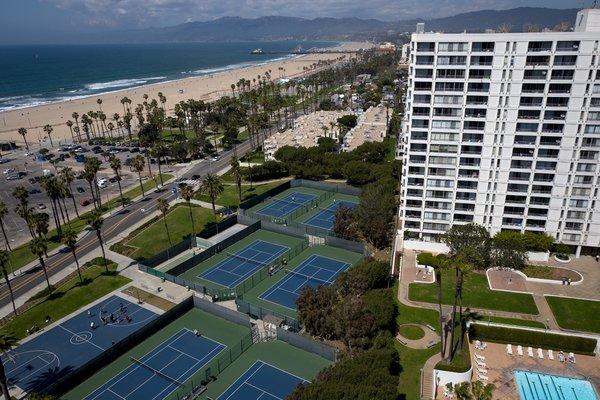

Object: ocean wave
[85,76,166,91]
[186,55,295,76]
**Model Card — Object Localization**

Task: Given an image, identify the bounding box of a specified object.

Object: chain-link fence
[291,179,361,196]
[235,298,300,332]
[276,327,337,362]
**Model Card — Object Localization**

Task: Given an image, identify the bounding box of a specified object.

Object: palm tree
[132,155,146,198]
[61,229,82,284]
[0,202,12,251]
[180,185,196,248]
[0,332,17,399]
[201,174,224,214]
[109,156,125,208]
[43,124,54,147]
[0,250,17,316]
[86,211,109,273]
[230,156,243,203]
[30,237,51,291]
[60,167,79,218]
[18,127,29,151]
[84,157,102,208]
[157,199,172,250]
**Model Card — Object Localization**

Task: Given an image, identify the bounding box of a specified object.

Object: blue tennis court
[259,255,351,310]
[5,295,157,393]
[85,328,225,400]
[302,200,358,230]
[256,192,317,218]
[217,360,307,400]
[199,240,289,288]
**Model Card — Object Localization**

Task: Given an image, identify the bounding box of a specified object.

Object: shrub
[243,160,289,181]
[469,324,597,355]
[552,243,571,256]
[416,252,443,267]
[337,114,358,130]
[287,335,400,400]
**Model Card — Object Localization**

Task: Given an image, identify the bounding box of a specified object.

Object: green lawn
[521,265,581,282]
[392,282,442,400]
[113,204,217,261]
[7,173,173,273]
[195,180,288,209]
[546,296,600,333]
[398,324,425,340]
[0,258,130,340]
[409,270,539,315]
[240,150,265,164]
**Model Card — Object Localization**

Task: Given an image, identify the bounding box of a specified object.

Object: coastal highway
[0,138,255,314]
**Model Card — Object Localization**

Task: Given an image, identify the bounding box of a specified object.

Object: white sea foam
[85,76,166,91]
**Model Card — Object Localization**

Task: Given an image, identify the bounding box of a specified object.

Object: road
[0,138,254,312]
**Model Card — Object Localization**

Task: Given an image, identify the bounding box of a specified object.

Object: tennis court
[302,200,358,230]
[84,328,224,400]
[217,360,307,400]
[259,255,351,310]
[256,192,316,218]
[5,296,157,393]
[199,240,289,288]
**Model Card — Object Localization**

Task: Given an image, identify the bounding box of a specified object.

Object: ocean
[0,41,335,112]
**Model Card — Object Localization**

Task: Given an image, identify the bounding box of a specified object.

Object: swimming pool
[515,370,598,400]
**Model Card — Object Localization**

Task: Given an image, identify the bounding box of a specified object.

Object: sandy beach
[0,42,370,146]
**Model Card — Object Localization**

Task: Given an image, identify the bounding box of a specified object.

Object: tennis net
[271,195,313,208]
[130,356,185,387]
[224,251,272,267]
[284,269,333,286]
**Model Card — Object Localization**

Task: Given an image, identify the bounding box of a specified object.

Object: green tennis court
[177,230,306,291]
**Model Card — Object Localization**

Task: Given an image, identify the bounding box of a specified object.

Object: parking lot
[0,141,184,247]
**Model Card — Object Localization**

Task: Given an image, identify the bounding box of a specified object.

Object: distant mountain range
[67,7,581,44]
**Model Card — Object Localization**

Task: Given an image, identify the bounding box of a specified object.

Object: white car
[3,168,15,174]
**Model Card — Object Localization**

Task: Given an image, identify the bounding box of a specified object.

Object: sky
[0,0,587,44]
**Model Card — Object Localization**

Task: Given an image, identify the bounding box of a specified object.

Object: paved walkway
[421,353,443,400]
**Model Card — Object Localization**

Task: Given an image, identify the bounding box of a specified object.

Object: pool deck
[466,342,600,399]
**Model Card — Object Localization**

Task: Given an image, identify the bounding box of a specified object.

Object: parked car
[130,147,140,153]
[80,199,90,206]
[191,174,200,180]
[37,203,46,210]
[6,173,20,180]
[28,178,37,184]
[29,189,41,194]
[76,186,85,193]
[3,168,15,174]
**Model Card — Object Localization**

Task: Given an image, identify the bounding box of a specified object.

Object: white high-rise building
[400,9,600,256]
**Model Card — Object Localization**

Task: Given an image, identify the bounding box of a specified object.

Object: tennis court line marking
[259,254,351,309]
[84,329,192,400]
[199,240,289,288]
[86,328,226,400]
[219,360,308,400]
[107,388,127,400]
[301,200,358,229]
[255,192,317,217]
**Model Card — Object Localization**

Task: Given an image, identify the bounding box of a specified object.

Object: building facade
[400,9,600,255]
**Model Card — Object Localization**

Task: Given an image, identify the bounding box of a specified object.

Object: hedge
[469,324,597,355]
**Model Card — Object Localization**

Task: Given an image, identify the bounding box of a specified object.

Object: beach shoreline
[0,41,371,145]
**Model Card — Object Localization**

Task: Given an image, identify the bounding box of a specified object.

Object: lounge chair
[475,354,485,361]
[477,373,489,381]
[507,344,513,355]
[568,352,576,364]
[548,350,554,360]
[558,351,565,363]
[476,360,487,368]
[517,345,523,356]
[477,367,488,375]
[537,348,544,359]
[528,347,534,357]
